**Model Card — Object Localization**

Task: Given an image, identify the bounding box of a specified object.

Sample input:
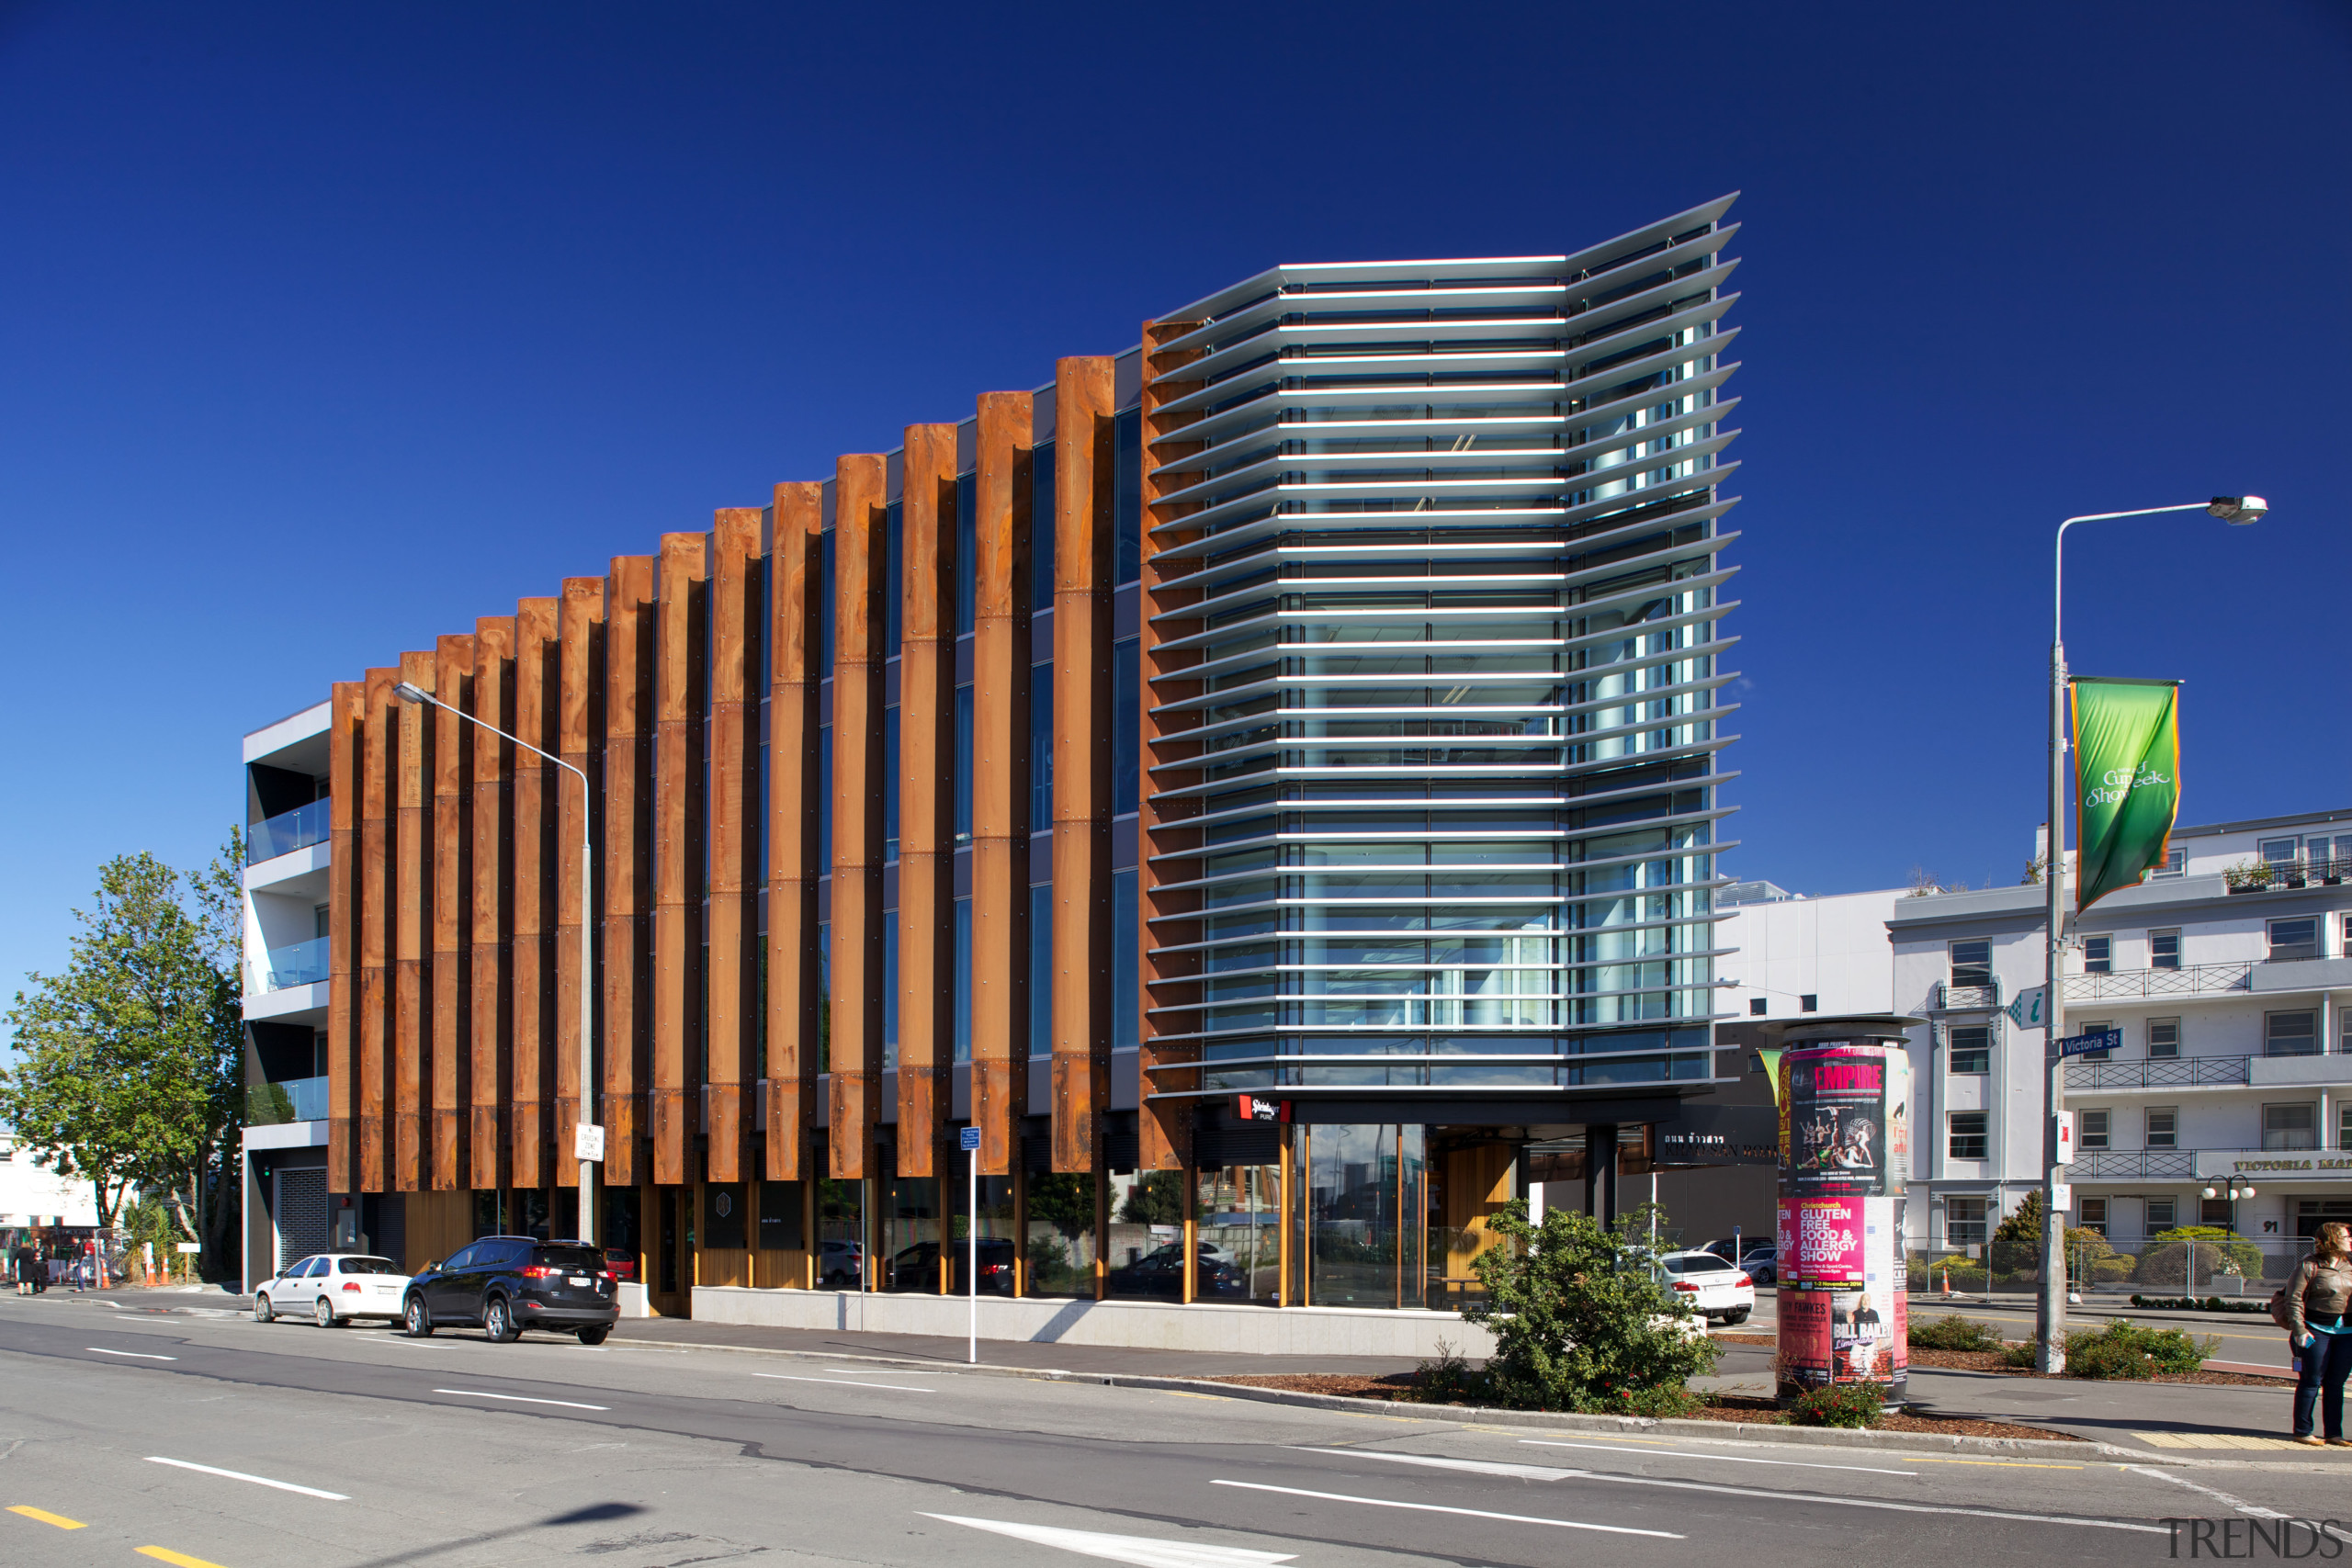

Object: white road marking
[144,1457,348,1500]
[755,1373,933,1393]
[1311,1449,2162,1534]
[821,1368,946,1378]
[1208,1479,1681,1540]
[432,1388,609,1410]
[2126,1466,2289,1520]
[923,1512,1295,1566]
[88,1348,176,1360]
[1516,1438,1917,1475]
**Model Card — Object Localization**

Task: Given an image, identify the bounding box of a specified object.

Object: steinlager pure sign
[2071,677,2181,912]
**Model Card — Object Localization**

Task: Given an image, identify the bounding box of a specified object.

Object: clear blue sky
[2,1,2346,991]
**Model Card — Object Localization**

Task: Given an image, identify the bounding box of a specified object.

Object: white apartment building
[239,699,337,1285]
[1891,807,2352,1275]
[0,1136,102,1228]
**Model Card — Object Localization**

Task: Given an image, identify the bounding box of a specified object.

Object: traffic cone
[1942,1266,1952,1296]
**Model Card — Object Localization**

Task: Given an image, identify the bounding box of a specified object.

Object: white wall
[1720,886,1902,1021]
[0,1140,104,1226]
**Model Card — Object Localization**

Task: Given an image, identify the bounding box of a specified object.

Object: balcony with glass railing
[247,798,330,864]
[250,935,328,995]
[247,1076,327,1125]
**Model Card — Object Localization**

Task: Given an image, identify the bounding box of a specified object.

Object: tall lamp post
[394,681,599,1246]
[2037,495,2265,1371]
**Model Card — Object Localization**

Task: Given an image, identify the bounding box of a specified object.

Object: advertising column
[1773,1022,1914,1404]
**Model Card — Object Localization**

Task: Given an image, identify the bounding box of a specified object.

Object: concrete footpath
[79,1282,2333,1460]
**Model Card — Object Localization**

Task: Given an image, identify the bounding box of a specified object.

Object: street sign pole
[961,1125,981,1365]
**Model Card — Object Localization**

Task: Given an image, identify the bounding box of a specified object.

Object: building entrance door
[275,1168,328,1272]
[647,1185,691,1317]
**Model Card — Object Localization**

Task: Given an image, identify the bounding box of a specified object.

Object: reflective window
[1949,1026,1990,1075]
[1947,1112,1987,1161]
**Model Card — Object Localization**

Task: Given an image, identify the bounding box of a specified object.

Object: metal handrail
[2063,962,2253,1001]
[2073,1150,2198,1179]
[1933,980,2001,1011]
[2064,1055,2251,1091]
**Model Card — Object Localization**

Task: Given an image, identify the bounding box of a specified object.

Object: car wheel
[577,1325,610,1346]
[314,1296,337,1329]
[254,1293,273,1324]
[404,1295,433,1337]
[1724,1307,1750,1325]
[483,1295,519,1343]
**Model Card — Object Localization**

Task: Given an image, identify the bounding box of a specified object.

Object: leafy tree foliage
[1,839,244,1269]
[1117,1170,1185,1225]
[1458,1200,1720,1413]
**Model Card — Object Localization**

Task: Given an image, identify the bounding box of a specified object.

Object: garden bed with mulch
[1716,1329,2290,1384]
[1201,1373,2080,1440]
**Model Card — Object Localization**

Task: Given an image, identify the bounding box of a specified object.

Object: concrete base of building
[616,1283,650,1319]
[689,1284,1498,1358]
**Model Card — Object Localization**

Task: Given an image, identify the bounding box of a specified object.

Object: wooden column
[707,509,762,1185]
[971,391,1033,1178]
[430,634,475,1192]
[325,681,362,1195]
[828,456,888,1181]
[766,483,823,1181]
[1050,357,1116,1173]
[393,648,435,1192]
[469,615,515,1192]
[897,424,957,1179]
[555,577,606,1190]
[604,556,657,1190]
[510,596,560,1190]
[1137,320,1208,1171]
[359,668,397,1192]
[652,532,707,1190]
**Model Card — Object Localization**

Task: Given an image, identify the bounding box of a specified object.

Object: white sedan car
[254,1254,410,1326]
[1658,1248,1757,1325]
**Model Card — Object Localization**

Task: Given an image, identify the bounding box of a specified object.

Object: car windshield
[1661,1255,1727,1275]
[535,1246,604,1272]
[335,1257,401,1274]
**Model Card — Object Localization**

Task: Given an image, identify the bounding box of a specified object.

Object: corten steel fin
[706,509,763,1185]
[971,391,1033,1179]
[392,648,436,1192]
[325,681,363,1196]
[603,556,656,1190]
[651,531,708,1189]
[509,596,560,1190]
[554,577,606,1190]
[430,633,476,1193]
[469,615,515,1192]
[1137,320,1208,1171]
[897,424,958,1179]
[358,668,398,1193]
[828,456,888,1181]
[1051,357,1116,1174]
[765,483,824,1182]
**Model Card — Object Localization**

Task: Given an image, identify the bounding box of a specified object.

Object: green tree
[1,839,245,1271]
[1117,1170,1185,1225]
[1460,1200,1721,1414]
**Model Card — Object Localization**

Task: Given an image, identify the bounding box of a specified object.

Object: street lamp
[393,681,599,1246]
[2037,496,2266,1371]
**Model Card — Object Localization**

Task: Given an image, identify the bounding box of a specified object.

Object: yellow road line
[7,1506,85,1529]
[139,1548,232,1568]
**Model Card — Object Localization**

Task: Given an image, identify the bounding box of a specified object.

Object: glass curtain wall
[1195,1165,1281,1303]
[1142,200,1741,1118]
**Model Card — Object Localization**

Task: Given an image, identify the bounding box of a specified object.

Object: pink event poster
[1782,1197,1866,1286]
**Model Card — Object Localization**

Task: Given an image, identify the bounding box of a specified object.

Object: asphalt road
[0,1293,2344,1568]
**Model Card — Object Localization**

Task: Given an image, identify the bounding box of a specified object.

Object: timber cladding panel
[706,509,762,1185]
[1050,357,1115,1174]
[765,483,823,1182]
[651,532,707,1188]
[509,597,560,1192]
[393,647,435,1192]
[469,615,515,1191]
[554,576,605,1190]
[1136,319,1206,1172]
[895,425,956,1179]
[604,555,656,1189]
[970,392,1033,1178]
[324,681,362,1194]
[431,632,475,1193]
[828,456,888,1181]
[357,668,397,1193]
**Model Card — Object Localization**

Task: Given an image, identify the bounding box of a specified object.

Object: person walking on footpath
[12,1238,37,1297]
[2287,1221,2352,1446]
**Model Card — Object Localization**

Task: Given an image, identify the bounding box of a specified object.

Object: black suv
[401,1236,618,1344]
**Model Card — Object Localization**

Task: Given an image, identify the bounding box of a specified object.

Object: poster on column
[1777,1197,1908,1399]
[1781,1044,1907,1198]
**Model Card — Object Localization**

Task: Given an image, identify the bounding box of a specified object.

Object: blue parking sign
[959,1126,981,1152]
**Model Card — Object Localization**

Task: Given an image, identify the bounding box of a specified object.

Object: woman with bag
[2286,1221,2352,1446]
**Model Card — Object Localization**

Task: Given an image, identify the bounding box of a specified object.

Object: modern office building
[239,195,1747,1348]
[1894,808,2352,1279]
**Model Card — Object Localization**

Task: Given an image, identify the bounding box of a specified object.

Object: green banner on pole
[2071,677,2181,912]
